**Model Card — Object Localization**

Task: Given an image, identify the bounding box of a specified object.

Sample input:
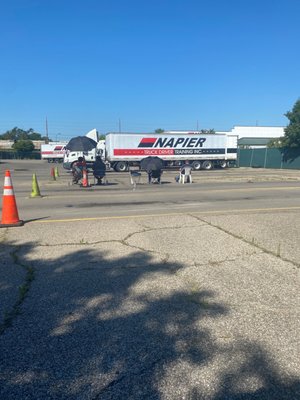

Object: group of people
[72,156,106,185]
[72,157,192,186]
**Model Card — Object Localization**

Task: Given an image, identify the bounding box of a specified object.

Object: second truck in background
[41,142,67,163]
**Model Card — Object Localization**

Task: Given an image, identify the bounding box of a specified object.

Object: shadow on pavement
[0,240,299,399]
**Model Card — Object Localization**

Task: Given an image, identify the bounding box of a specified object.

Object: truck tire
[220,161,228,169]
[192,161,201,170]
[70,161,76,169]
[115,162,128,172]
[202,161,213,170]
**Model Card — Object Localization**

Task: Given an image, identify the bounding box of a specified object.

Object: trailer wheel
[202,161,213,170]
[220,161,228,169]
[115,161,128,172]
[192,161,201,170]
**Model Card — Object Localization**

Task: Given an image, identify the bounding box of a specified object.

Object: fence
[1,148,300,169]
[0,150,41,160]
[238,148,300,169]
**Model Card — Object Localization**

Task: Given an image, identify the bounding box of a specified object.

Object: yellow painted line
[29,206,300,224]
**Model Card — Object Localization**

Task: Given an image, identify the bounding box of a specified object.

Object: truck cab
[62,140,105,170]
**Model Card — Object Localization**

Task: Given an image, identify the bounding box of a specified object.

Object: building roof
[238,137,273,146]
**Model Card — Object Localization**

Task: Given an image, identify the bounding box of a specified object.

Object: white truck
[40,142,68,163]
[105,132,238,171]
[63,129,106,169]
[63,140,106,169]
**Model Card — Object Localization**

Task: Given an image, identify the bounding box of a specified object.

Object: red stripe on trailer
[114,149,174,156]
[139,137,156,143]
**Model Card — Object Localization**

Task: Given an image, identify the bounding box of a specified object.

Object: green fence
[238,148,300,169]
[0,150,41,160]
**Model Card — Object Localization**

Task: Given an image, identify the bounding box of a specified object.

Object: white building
[229,126,285,148]
[166,126,285,148]
[230,126,284,139]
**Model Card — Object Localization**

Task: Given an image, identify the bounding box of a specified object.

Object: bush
[12,140,35,152]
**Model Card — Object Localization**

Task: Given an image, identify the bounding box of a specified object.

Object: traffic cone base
[0,221,24,228]
[0,170,23,228]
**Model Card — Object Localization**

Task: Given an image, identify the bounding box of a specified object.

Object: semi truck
[41,142,68,163]
[62,129,106,169]
[104,132,238,171]
[62,140,105,169]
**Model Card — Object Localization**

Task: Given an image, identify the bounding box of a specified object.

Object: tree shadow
[0,240,299,399]
[189,341,300,399]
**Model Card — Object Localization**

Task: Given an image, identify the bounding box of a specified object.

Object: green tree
[0,127,46,141]
[28,132,44,140]
[99,134,106,140]
[267,138,283,148]
[0,127,20,140]
[281,99,300,148]
[155,128,164,134]
[12,139,35,152]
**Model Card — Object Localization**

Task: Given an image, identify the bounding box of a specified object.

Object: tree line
[1,100,300,153]
[0,127,48,152]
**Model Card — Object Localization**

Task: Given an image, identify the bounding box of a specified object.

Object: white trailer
[41,142,67,163]
[105,132,238,171]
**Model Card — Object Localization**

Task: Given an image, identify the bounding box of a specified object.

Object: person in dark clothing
[92,156,106,185]
[148,169,162,184]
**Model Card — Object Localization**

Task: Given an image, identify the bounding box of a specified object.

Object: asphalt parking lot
[0,160,299,399]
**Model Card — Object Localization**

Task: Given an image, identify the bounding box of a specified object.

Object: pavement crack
[0,247,35,335]
[190,214,300,269]
[194,253,258,269]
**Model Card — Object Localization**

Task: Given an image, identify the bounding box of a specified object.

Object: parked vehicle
[41,142,67,163]
[63,129,105,169]
[104,132,238,171]
[63,140,105,169]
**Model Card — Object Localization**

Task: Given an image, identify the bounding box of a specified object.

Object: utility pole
[45,117,49,143]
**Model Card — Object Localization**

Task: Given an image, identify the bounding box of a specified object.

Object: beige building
[0,140,46,150]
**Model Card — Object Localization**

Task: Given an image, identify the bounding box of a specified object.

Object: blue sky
[0,0,299,141]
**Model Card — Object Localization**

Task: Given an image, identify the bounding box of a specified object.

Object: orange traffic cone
[81,168,90,187]
[0,170,23,227]
[51,167,56,181]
